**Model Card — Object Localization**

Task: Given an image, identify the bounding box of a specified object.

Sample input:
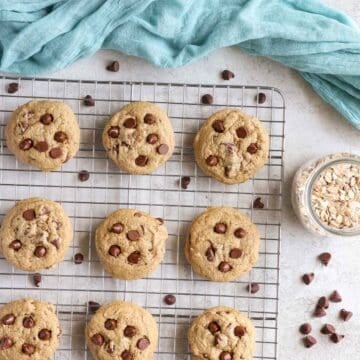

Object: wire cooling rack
[0,76,285,360]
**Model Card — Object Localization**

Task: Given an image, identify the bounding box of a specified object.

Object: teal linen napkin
[1,0,360,129]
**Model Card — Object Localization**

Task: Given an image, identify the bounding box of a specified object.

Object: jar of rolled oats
[292,153,360,237]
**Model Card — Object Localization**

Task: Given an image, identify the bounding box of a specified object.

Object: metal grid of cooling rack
[0,76,285,360]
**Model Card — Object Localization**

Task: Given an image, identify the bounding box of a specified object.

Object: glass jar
[291,153,360,237]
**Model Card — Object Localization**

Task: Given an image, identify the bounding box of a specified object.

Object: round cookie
[185,207,260,282]
[95,209,167,280]
[194,109,269,184]
[0,197,73,272]
[102,101,175,174]
[0,298,61,360]
[86,300,158,360]
[188,306,255,360]
[6,100,80,171]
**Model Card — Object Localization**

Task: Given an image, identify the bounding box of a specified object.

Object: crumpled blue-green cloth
[0,0,360,129]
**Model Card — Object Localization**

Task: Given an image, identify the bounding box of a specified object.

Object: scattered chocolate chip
[33,273,41,287]
[40,113,53,125]
[108,126,120,138]
[208,321,220,334]
[104,319,117,330]
[146,133,159,144]
[23,209,36,221]
[111,222,124,234]
[222,70,235,80]
[9,240,22,251]
[329,290,342,303]
[127,230,140,241]
[51,239,60,249]
[340,309,352,322]
[34,141,49,152]
[234,325,246,337]
[180,176,191,189]
[299,323,312,335]
[74,253,84,264]
[317,296,329,309]
[78,170,90,182]
[219,351,233,360]
[313,307,326,317]
[212,120,225,133]
[303,335,317,348]
[108,245,121,257]
[128,251,141,264]
[206,155,218,166]
[256,93,266,104]
[156,218,164,224]
[253,197,264,209]
[124,325,137,338]
[247,143,258,154]
[205,246,216,262]
[34,246,47,258]
[137,337,150,350]
[135,155,148,167]
[330,333,344,344]
[229,248,242,259]
[164,294,176,305]
[157,144,169,155]
[23,316,35,328]
[218,261,232,273]
[84,95,95,106]
[121,350,134,360]
[49,147,62,159]
[88,301,101,314]
[7,83,19,94]
[106,61,120,72]
[144,114,156,124]
[214,223,227,234]
[123,117,137,129]
[247,282,260,294]
[54,131,67,143]
[236,126,247,138]
[19,138,33,151]
[38,329,51,340]
[22,343,35,355]
[318,252,331,266]
[0,336,13,350]
[201,94,213,104]
[234,228,246,238]
[91,333,104,346]
[106,341,115,354]
[302,273,314,285]
[2,314,15,325]
[321,324,335,335]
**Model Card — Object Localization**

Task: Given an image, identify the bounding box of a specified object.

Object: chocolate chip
[111,222,124,234]
[108,126,120,138]
[49,147,62,159]
[229,248,242,259]
[23,316,35,328]
[19,138,33,150]
[299,323,312,335]
[180,176,191,189]
[128,251,141,264]
[78,170,90,182]
[201,94,213,104]
[221,70,235,80]
[146,133,158,145]
[23,209,36,220]
[124,325,137,338]
[91,333,104,346]
[208,321,220,334]
[106,61,120,72]
[84,95,95,106]
[144,114,156,124]
[136,337,150,350]
[218,261,232,273]
[0,336,13,350]
[318,252,331,266]
[2,314,15,325]
[247,282,260,294]
[40,113,53,125]
[234,228,246,238]
[127,230,140,241]
[108,245,121,257]
[247,143,258,154]
[219,351,233,360]
[321,324,335,335]
[33,273,41,287]
[123,117,137,129]
[38,329,51,340]
[313,306,326,317]
[22,343,35,355]
[135,155,148,167]
[121,350,134,360]
[34,141,49,152]
[206,155,218,166]
[330,333,344,343]
[205,246,216,262]
[214,223,227,234]
[329,290,342,303]
[51,238,60,249]
[156,217,164,224]
[34,246,47,258]
[303,335,317,348]
[74,253,84,264]
[212,120,225,133]
[104,319,117,330]
[88,301,101,314]
[54,131,67,143]
[253,197,264,208]
[7,83,19,94]
[317,296,329,309]
[256,93,266,104]
[9,240,22,251]
[164,294,176,305]
[340,309,352,322]
[302,272,314,285]
[236,126,247,138]
[234,325,246,337]
[157,144,169,155]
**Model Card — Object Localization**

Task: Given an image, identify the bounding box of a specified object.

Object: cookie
[188,306,255,360]
[0,197,73,272]
[102,101,175,174]
[194,109,269,184]
[0,298,61,360]
[86,300,158,360]
[95,208,167,280]
[184,207,260,282]
[6,100,80,171]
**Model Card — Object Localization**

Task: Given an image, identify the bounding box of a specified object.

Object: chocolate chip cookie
[102,101,175,174]
[86,300,158,360]
[6,100,80,172]
[188,306,255,360]
[185,207,260,282]
[0,197,73,272]
[0,298,61,359]
[95,208,167,280]
[194,109,269,184]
